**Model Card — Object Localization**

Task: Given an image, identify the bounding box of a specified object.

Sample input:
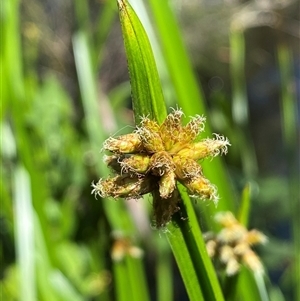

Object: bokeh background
[1,0,299,300]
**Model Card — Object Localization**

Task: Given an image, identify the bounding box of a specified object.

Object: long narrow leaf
[230,28,247,126]
[230,28,257,177]
[174,185,225,301]
[6,0,56,267]
[238,183,251,227]
[113,262,132,301]
[73,31,129,230]
[147,0,206,118]
[117,0,167,123]
[167,223,205,301]
[13,166,36,301]
[156,238,173,301]
[277,44,300,301]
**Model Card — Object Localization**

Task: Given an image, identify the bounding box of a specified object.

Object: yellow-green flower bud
[92,175,155,198]
[160,109,184,150]
[177,134,230,160]
[171,115,206,153]
[120,154,151,174]
[173,155,203,180]
[183,115,206,141]
[182,176,217,201]
[150,151,175,176]
[103,133,143,153]
[136,117,164,153]
[159,171,176,199]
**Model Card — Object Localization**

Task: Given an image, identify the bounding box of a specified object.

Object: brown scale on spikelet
[204,211,267,276]
[92,108,230,227]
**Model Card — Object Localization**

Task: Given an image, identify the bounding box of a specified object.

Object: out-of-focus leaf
[13,166,36,301]
[238,183,251,227]
[277,44,300,301]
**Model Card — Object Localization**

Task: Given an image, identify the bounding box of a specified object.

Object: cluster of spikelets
[205,211,267,276]
[110,232,143,262]
[92,108,230,227]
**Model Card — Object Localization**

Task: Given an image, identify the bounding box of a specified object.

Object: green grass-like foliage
[1,0,298,300]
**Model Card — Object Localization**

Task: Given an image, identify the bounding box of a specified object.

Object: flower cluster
[92,108,230,227]
[205,211,267,276]
[111,232,143,262]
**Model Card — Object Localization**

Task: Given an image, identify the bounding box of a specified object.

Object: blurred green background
[1,0,299,300]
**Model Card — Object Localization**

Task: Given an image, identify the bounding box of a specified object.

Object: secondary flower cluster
[110,232,143,262]
[92,108,230,227]
[205,211,267,276]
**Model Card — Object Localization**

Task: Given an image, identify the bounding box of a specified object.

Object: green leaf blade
[175,185,225,301]
[117,0,167,123]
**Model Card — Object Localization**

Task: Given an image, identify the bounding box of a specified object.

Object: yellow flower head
[92,108,230,227]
